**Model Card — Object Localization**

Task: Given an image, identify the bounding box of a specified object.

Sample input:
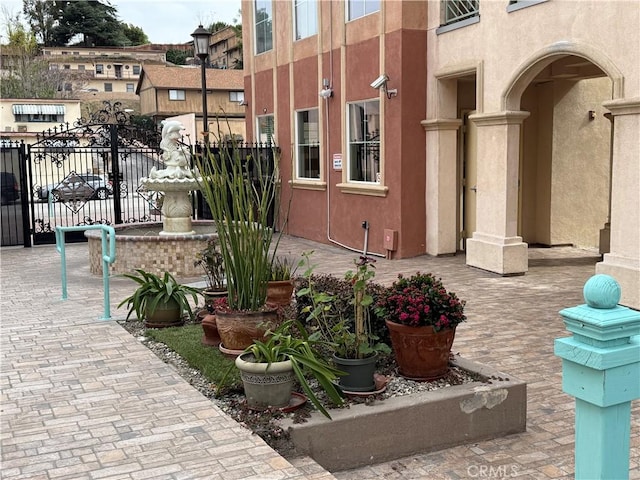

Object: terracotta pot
[385,320,456,381]
[266,280,295,307]
[215,307,278,351]
[201,313,221,347]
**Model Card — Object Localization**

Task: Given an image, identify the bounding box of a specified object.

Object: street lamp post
[191,25,212,142]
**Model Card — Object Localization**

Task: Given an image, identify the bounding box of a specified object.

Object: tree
[207,21,229,33]
[22,0,59,46]
[122,23,148,46]
[166,48,192,66]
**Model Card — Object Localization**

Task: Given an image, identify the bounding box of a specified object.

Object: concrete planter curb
[280,356,526,471]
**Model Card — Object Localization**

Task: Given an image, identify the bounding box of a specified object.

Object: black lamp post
[191,25,211,142]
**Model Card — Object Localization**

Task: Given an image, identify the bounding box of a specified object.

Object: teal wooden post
[554,274,640,480]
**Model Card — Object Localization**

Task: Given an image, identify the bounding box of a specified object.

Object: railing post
[554,274,640,480]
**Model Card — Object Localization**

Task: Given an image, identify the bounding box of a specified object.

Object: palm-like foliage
[118,269,202,321]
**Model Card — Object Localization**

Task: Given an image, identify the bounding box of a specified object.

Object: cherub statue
[149,120,195,179]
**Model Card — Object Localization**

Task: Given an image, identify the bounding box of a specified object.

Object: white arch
[502,41,624,110]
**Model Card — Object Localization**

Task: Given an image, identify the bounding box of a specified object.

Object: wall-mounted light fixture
[239,100,249,106]
[319,88,333,98]
[588,110,596,121]
[370,73,397,99]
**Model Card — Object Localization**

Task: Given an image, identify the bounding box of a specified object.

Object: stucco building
[240,0,639,308]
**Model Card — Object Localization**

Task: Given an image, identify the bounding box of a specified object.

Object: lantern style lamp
[191,25,211,140]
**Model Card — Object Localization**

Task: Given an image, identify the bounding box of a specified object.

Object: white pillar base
[466,233,528,275]
[596,254,640,309]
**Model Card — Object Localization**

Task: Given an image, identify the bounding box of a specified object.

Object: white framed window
[126,83,135,93]
[132,65,141,75]
[169,89,186,101]
[95,64,104,74]
[294,0,317,40]
[104,83,113,92]
[347,0,380,21]
[295,109,320,179]
[229,91,245,102]
[254,0,273,54]
[347,100,380,183]
[257,114,275,144]
[78,64,85,71]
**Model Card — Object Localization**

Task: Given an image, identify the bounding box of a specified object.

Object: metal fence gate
[1,101,279,247]
[27,102,163,244]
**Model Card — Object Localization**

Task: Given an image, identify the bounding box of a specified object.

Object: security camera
[370,74,389,90]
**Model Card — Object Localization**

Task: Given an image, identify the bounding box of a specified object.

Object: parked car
[37,173,110,202]
[1,171,21,205]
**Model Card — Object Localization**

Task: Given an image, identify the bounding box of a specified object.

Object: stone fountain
[141,120,201,235]
[86,120,217,278]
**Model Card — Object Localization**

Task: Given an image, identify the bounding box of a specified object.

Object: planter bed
[280,356,526,471]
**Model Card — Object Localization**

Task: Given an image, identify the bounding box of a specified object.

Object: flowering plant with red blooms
[375,272,466,331]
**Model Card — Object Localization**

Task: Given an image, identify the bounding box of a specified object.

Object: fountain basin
[85,221,217,278]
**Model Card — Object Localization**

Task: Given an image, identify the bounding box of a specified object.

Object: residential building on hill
[240,0,640,308]
[136,65,245,140]
[210,26,242,69]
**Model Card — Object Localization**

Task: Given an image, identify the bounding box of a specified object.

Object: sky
[2,0,242,44]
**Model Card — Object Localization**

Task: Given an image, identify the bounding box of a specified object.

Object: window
[296,109,320,179]
[49,64,59,70]
[347,0,380,21]
[126,83,135,93]
[229,91,245,102]
[254,0,273,54]
[104,83,113,92]
[96,64,104,74]
[294,0,317,40]
[133,65,141,75]
[12,104,65,123]
[257,114,275,144]
[63,64,70,70]
[441,0,479,25]
[169,89,186,101]
[347,100,380,183]
[64,83,72,91]
[78,64,85,71]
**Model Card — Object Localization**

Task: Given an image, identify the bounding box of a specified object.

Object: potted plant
[232,319,345,419]
[194,238,226,302]
[375,272,466,380]
[266,255,298,307]
[297,252,390,392]
[118,269,202,328]
[195,135,284,352]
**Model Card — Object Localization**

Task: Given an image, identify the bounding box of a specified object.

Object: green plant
[269,255,298,281]
[118,269,202,321]
[235,320,345,419]
[195,134,283,312]
[194,238,226,291]
[375,272,466,330]
[297,252,391,359]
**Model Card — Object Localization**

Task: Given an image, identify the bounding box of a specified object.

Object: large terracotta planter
[201,313,221,347]
[215,307,278,351]
[235,353,295,409]
[266,280,295,307]
[385,321,456,381]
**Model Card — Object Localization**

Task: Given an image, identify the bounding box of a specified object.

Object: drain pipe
[362,220,369,256]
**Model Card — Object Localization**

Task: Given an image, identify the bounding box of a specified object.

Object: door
[461,110,477,250]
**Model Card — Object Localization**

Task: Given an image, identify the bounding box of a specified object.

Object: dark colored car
[37,173,110,202]
[1,171,20,205]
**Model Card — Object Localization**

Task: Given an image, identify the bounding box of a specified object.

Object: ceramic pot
[266,280,295,307]
[385,321,456,381]
[144,298,183,328]
[332,352,377,392]
[235,353,294,409]
[215,307,278,350]
[202,288,227,307]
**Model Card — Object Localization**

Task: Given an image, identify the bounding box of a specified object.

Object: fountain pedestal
[141,178,201,235]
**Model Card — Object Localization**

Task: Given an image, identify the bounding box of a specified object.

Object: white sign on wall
[333,153,342,170]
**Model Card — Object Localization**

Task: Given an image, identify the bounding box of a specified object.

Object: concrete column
[596,98,640,309]
[422,118,462,256]
[465,111,529,275]
[554,274,640,479]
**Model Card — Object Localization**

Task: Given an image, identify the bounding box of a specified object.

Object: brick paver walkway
[1,237,638,479]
